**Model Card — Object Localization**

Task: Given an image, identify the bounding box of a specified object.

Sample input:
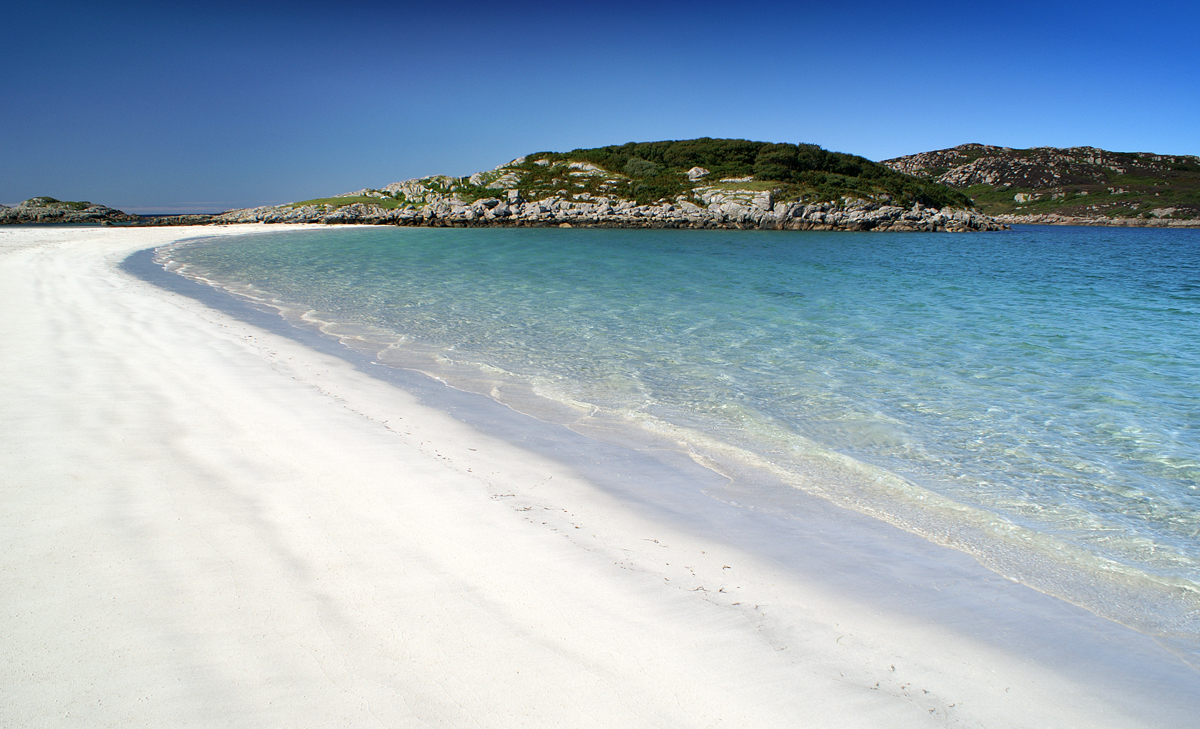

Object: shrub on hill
[23,196,93,210]
[521,138,972,208]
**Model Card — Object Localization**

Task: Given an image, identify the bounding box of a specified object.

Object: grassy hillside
[885,144,1200,219]
[21,196,95,210]
[288,195,405,210]
[516,139,973,207]
[307,139,976,212]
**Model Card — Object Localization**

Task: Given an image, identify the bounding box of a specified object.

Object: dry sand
[0,225,1191,727]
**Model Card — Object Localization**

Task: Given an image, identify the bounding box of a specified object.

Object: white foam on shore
[2,225,1197,728]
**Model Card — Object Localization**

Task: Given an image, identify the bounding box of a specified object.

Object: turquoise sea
[163,225,1200,645]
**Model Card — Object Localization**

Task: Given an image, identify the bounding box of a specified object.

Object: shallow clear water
[164,225,1200,638]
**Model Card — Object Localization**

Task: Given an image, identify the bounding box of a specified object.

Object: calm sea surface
[164,225,1200,640]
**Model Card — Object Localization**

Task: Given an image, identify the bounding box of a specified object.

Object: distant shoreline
[995,213,1200,228]
[124,196,1011,233]
[3,199,1006,232]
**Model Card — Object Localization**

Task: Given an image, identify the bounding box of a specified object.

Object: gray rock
[70,169,1007,233]
[0,197,141,225]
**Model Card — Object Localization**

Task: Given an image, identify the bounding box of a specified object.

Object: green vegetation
[991,178,1200,218]
[516,139,972,207]
[503,158,633,204]
[892,146,1200,219]
[25,196,92,210]
[278,140,977,213]
[289,195,405,210]
[423,177,503,204]
[704,180,779,192]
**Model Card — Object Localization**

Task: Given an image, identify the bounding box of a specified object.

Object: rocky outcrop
[884,144,1151,188]
[883,144,1200,221]
[189,191,1002,232]
[135,214,220,226]
[10,142,1007,233]
[994,213,1200,228]
[5,188,1002,232]
[176,146,999,232]
[0,197,140,224]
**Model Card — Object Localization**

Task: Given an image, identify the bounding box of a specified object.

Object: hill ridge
[883,144,1200,224]
[5,139,1008,231]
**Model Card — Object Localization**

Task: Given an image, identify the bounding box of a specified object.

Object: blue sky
[4,1,1197,213]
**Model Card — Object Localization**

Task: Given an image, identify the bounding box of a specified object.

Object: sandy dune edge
[0,226,1182,727]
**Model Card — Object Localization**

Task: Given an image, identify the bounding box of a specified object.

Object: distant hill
[316,138,973,211]
[3,140,1004,232]
[0,196,140,224]
[884,144,1200,221]
[507,138,973,209]
[207,139,997,231]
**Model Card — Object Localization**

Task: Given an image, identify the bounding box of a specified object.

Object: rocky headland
[0,197,140,225]
[149,139,1006,232]
[5,185,1001,233]
[884,144,1200,227]
[992,212,1200,228]
[6,139,1008,232]
[185,186,1000,232]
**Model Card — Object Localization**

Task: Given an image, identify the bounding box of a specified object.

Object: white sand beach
[1,225,1193,728]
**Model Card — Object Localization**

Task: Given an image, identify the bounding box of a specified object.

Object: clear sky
[4,0,1198,213]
